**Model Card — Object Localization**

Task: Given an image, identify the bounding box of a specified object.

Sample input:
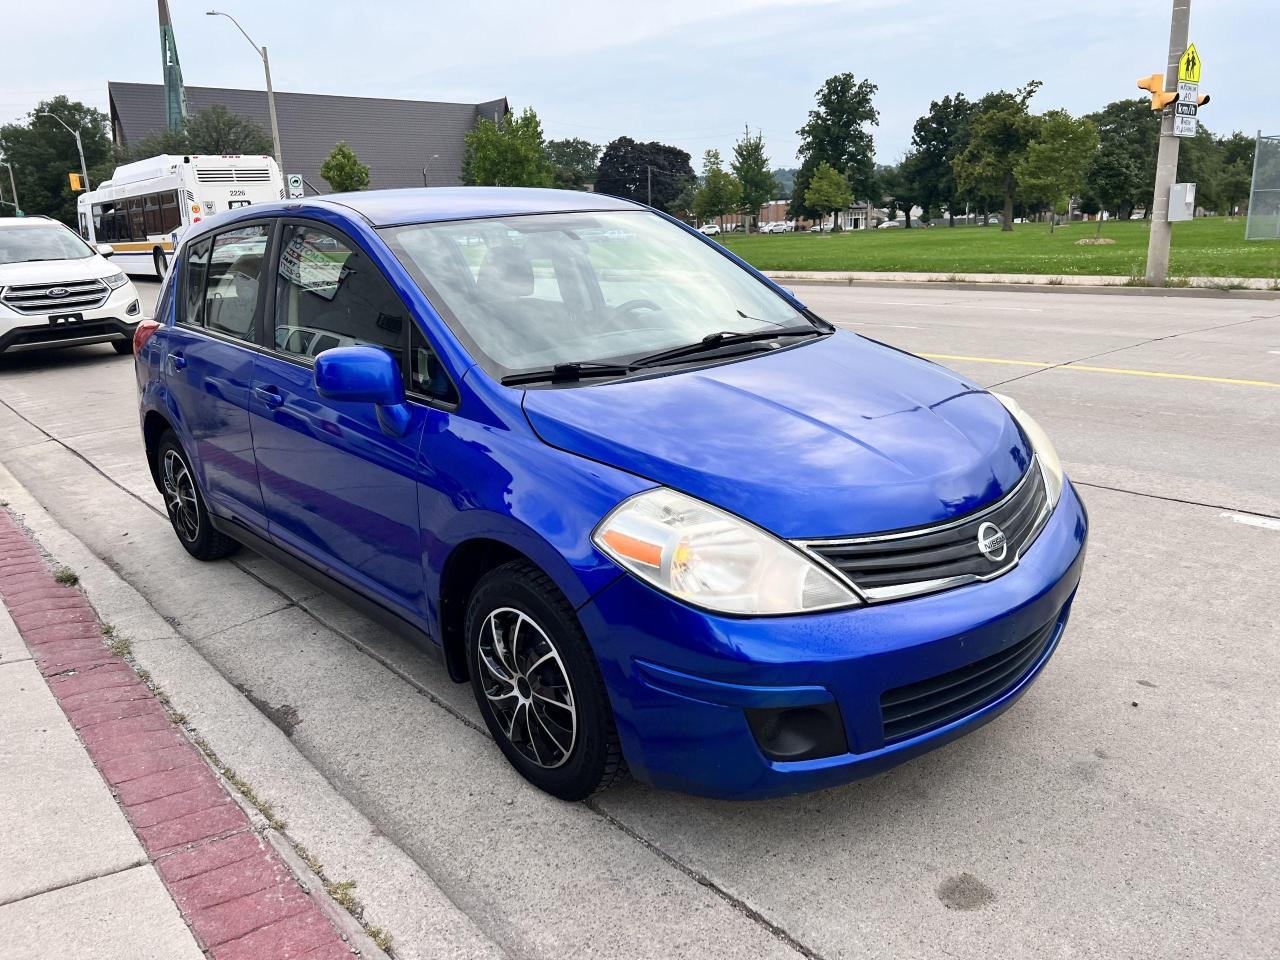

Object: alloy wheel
[476,607,577,769]
[161,449,200,541]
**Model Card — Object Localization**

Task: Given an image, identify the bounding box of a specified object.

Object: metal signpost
[1143,0,1192,286]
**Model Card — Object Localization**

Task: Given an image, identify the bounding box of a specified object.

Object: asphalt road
[0,281,1276,959]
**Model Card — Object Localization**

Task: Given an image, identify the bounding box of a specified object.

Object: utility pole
[1144,0,1191,285]
[207,11,284,171]
[1,161,18,214]
[37,113,90,192]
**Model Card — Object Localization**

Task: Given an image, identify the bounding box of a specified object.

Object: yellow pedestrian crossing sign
[1178,44,1201,83]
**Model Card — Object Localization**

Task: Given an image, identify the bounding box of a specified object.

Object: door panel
[249,221,426,616]
[250,353,427,614]
[164,226,269,529]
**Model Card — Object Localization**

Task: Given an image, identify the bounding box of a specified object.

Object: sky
[2,0,1269,170]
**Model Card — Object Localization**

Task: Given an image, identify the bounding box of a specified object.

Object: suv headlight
[593,488,858,615]
[104,271,129,289]
[992,392,1064,508]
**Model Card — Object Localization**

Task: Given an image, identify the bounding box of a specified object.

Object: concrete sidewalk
[0,512,358,960]
[0,608,203,960]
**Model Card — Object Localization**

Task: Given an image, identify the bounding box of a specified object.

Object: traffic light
[68,172,84,192]
[1136,74,1176,110]
[1196,94,1211,107]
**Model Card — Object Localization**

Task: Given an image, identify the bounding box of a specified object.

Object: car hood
[0,256,115,286]
[521,332,1032,539]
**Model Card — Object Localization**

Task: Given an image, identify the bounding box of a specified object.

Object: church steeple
[159,0,188,134]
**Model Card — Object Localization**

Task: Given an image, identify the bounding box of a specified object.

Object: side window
[274,224,406,362]
[410,327,459,405]
[182,237,212,327]
[203,225,270,341]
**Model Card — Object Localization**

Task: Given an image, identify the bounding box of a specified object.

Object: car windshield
[380,210,813,380]
[0,224,95,265]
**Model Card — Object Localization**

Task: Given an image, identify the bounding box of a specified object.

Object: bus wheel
[153,249,168,278]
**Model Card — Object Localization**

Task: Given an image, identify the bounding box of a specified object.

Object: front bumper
[579,480,1088,799]
[0,288,141,354]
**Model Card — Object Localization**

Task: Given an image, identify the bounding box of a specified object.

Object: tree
[730,126,777,232]
[184,105,274,155]
[1015,110,1098,230]
[771,168,798,200]
[790,73,878,220]
[0,96,112,224]
[594,137,695,212]
[1081,99,1160,220]
[952,81,1042,231]
[1217,131,1255,215]
[546,137,600,190]
[462,107,555,187]
[804,161,852,231]
[320,141,370,192]
[693,150,742,229]
[909,93,976,225]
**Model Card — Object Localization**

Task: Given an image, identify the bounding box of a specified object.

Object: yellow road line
[920,353,1280,389]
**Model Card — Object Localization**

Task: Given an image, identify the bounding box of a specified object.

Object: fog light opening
[126,300,140,316]
[745,702,848,762]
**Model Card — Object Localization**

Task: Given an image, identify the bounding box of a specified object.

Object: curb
[0,509,367,960]
[765,274,1280,300]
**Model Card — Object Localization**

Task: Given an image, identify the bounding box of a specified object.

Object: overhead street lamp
[206,10,284,171]
[422,154,440,187]
[36,112,90,192]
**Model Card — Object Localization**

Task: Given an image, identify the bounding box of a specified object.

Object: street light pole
[422,154,440,187]
[1,161,18,214]
[206,11,284,171]
[1144,0,1191,285]
[36,112,90,192]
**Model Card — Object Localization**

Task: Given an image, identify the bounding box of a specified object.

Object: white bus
[76,154,284,278]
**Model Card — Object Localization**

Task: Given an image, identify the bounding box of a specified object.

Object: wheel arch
[142,408,175,493]
[436,537,535,682]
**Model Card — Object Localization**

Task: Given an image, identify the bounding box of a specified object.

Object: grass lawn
[720,217,1280,281]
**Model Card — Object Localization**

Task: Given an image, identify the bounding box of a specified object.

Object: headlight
[992,392,1064,508]
[104,272,129,289]
[593,488,858,615]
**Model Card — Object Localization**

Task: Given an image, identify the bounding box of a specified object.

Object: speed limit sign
[287,174,304,199]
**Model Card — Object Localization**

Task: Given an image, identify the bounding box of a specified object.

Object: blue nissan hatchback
[135,188,1087,800]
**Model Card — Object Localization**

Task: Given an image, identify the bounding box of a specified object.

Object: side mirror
[314,346,411,435]
[96,243,115,258]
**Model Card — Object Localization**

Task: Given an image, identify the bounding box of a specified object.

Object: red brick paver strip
[0,510,357,959]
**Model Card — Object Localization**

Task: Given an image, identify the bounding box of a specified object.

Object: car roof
[283,187,643,228]
[0,216,62,229]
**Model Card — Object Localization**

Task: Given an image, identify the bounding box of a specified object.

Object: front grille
[879,615,1059,743]
[798,460,1050,602]
[1,278,110,315]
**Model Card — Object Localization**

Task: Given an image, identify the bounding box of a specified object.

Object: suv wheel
[157,431,239,561]
[466,560,626,800]
[112,339,132,355]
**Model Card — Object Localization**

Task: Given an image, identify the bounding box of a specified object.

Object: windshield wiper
[501,361,632,386]
[629,324,824,369]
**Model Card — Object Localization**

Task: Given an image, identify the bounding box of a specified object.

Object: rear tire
[466,560,626,800]
[156,431,239,561]
[154,249,168,278]
[112,339,132,355]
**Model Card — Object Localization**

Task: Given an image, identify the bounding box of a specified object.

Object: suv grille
[879,614,1059,744]
[1,278,110,315]
[797,460,1051,602]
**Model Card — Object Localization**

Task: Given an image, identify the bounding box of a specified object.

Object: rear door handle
[254,385,284,410]
[168,351,186,372]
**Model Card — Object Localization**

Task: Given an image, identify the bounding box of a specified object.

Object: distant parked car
[698,223,720,236]
[0,216,141,355]
[878,220,902,229]
[761,221,792,234]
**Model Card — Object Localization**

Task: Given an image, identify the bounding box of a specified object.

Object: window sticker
[279,234,351,301]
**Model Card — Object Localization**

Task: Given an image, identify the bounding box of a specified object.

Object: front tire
[466,560,625,800]
[112,339,133,355]
[157,431,239,561]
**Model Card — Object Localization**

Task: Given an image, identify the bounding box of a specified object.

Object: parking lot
[0,281,1276,959]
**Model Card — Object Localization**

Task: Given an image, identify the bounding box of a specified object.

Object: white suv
[0,217,142,355]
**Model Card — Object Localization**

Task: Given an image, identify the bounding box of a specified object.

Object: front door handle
[168,351,186,372]
[254,385,284,410]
